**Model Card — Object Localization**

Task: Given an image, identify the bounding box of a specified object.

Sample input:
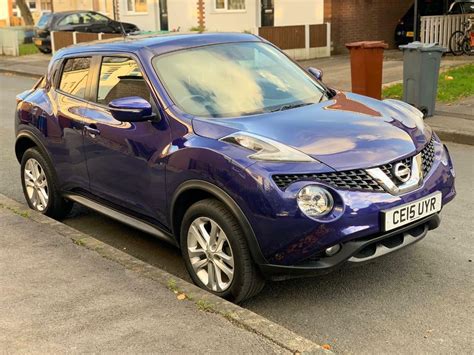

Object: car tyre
[180,199,265,303]
[21,147,73,219]
[449,30,465,56]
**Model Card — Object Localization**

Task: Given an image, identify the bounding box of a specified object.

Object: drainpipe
[414,0,419,41]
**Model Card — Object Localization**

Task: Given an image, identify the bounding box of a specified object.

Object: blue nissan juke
[15,33,456,302]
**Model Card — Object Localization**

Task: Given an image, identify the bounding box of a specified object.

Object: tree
[15,0,34,26]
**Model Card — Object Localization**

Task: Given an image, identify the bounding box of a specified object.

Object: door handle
[84,125,100,138]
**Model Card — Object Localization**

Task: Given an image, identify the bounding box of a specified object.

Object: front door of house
[159,0,168,31]
[261,0,274,27]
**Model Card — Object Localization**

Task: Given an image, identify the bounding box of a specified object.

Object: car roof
[53,10,98,16]
[53,32,263,58]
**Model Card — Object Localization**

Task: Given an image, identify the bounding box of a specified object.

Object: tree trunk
[15,0,34,26]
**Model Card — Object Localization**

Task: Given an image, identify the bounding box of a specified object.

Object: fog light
[325,244,341,256]
[297,185,334,218]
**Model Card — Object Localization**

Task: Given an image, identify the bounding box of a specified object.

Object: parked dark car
[15,34,456,302]
[395,0,474,46]
[33,11,139,53]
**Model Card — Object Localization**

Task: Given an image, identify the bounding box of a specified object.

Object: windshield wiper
[270,102,313,112]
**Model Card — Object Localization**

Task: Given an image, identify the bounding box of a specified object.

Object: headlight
[297,185,334,218]
[221,132,315,162]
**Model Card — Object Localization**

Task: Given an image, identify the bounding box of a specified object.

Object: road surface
[1,74,472,354]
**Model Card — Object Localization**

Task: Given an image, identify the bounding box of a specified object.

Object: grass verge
[383,64,474,103]
[19,43,39,56]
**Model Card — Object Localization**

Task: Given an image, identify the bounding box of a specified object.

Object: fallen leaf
[444,75,454,81]
[322,344,331,350]
[177,293,186,300]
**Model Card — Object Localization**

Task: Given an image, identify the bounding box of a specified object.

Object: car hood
[192,92,432,170]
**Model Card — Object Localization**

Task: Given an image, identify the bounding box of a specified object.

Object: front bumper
[259,214,440,280]
[236,134,455,275]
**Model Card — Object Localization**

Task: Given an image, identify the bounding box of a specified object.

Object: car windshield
[152,42,326,118]
[37,13,51,28]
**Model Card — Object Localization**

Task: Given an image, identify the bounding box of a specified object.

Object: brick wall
[327,0,413,53]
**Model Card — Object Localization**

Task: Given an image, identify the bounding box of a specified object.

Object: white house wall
[0,0,9,24]
[274,0,323,26]
[119,0,160,32]
[168,0,198,32]
[203,0,258,33]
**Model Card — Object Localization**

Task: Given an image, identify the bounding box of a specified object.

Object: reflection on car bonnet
[324,93,382,117]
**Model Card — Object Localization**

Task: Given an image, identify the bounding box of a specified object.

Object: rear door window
[59,57,91,99]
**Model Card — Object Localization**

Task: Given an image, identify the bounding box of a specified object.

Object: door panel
[50,57,92,191]
[83,56,171,224]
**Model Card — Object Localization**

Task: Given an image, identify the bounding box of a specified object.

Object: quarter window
[215,0,245,11]
[97,56,151,105]
[59,57,91,99]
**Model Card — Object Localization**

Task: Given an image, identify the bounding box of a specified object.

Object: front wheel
[180,199,265,303]
[449,31,466,56]
[21,147,73,219]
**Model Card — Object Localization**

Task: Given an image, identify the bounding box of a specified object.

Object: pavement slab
[0,206,291,354]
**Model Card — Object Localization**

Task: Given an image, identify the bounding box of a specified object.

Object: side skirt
[64,193,178,247]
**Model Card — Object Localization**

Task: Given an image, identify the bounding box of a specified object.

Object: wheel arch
[170,180,267,265]
[15,132,48,164]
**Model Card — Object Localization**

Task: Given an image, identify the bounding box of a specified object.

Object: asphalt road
[1,74,473,354]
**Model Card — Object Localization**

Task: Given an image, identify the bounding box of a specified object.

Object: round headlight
[297,185,334,218]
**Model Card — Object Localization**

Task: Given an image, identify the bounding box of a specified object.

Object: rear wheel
[180,199,265,303]
[21,147,73,219]
[449,31,465,56]
[462,37,473,56]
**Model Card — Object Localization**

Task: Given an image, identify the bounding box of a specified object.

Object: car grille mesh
[421,137,435,176]
[272,137,436,191]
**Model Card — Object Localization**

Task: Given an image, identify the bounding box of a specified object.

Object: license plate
[382,192,442,232]
[406,31,414,37]
[34,39,42,46]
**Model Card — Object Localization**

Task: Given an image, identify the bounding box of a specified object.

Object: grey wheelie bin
[399,42,447,117]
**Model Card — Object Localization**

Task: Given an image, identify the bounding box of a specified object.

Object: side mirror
[108,96,156,122]
[308,67,323,81]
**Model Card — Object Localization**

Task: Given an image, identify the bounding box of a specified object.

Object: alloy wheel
[187,217,235,292]
[24,158,49,212]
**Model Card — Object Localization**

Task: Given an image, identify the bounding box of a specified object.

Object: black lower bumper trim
[259,214,441,281]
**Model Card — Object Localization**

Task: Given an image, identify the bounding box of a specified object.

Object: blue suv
[15,33,456,302]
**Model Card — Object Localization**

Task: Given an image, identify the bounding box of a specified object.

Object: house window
[215,0,245,11]
[127,0,147,13]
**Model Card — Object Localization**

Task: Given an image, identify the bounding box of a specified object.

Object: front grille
[421,137,435,176]
[272,170,385,192]
[272,136,436,191]
[379,157,412,186]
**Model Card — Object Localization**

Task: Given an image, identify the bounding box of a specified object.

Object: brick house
[324,0,413,53]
